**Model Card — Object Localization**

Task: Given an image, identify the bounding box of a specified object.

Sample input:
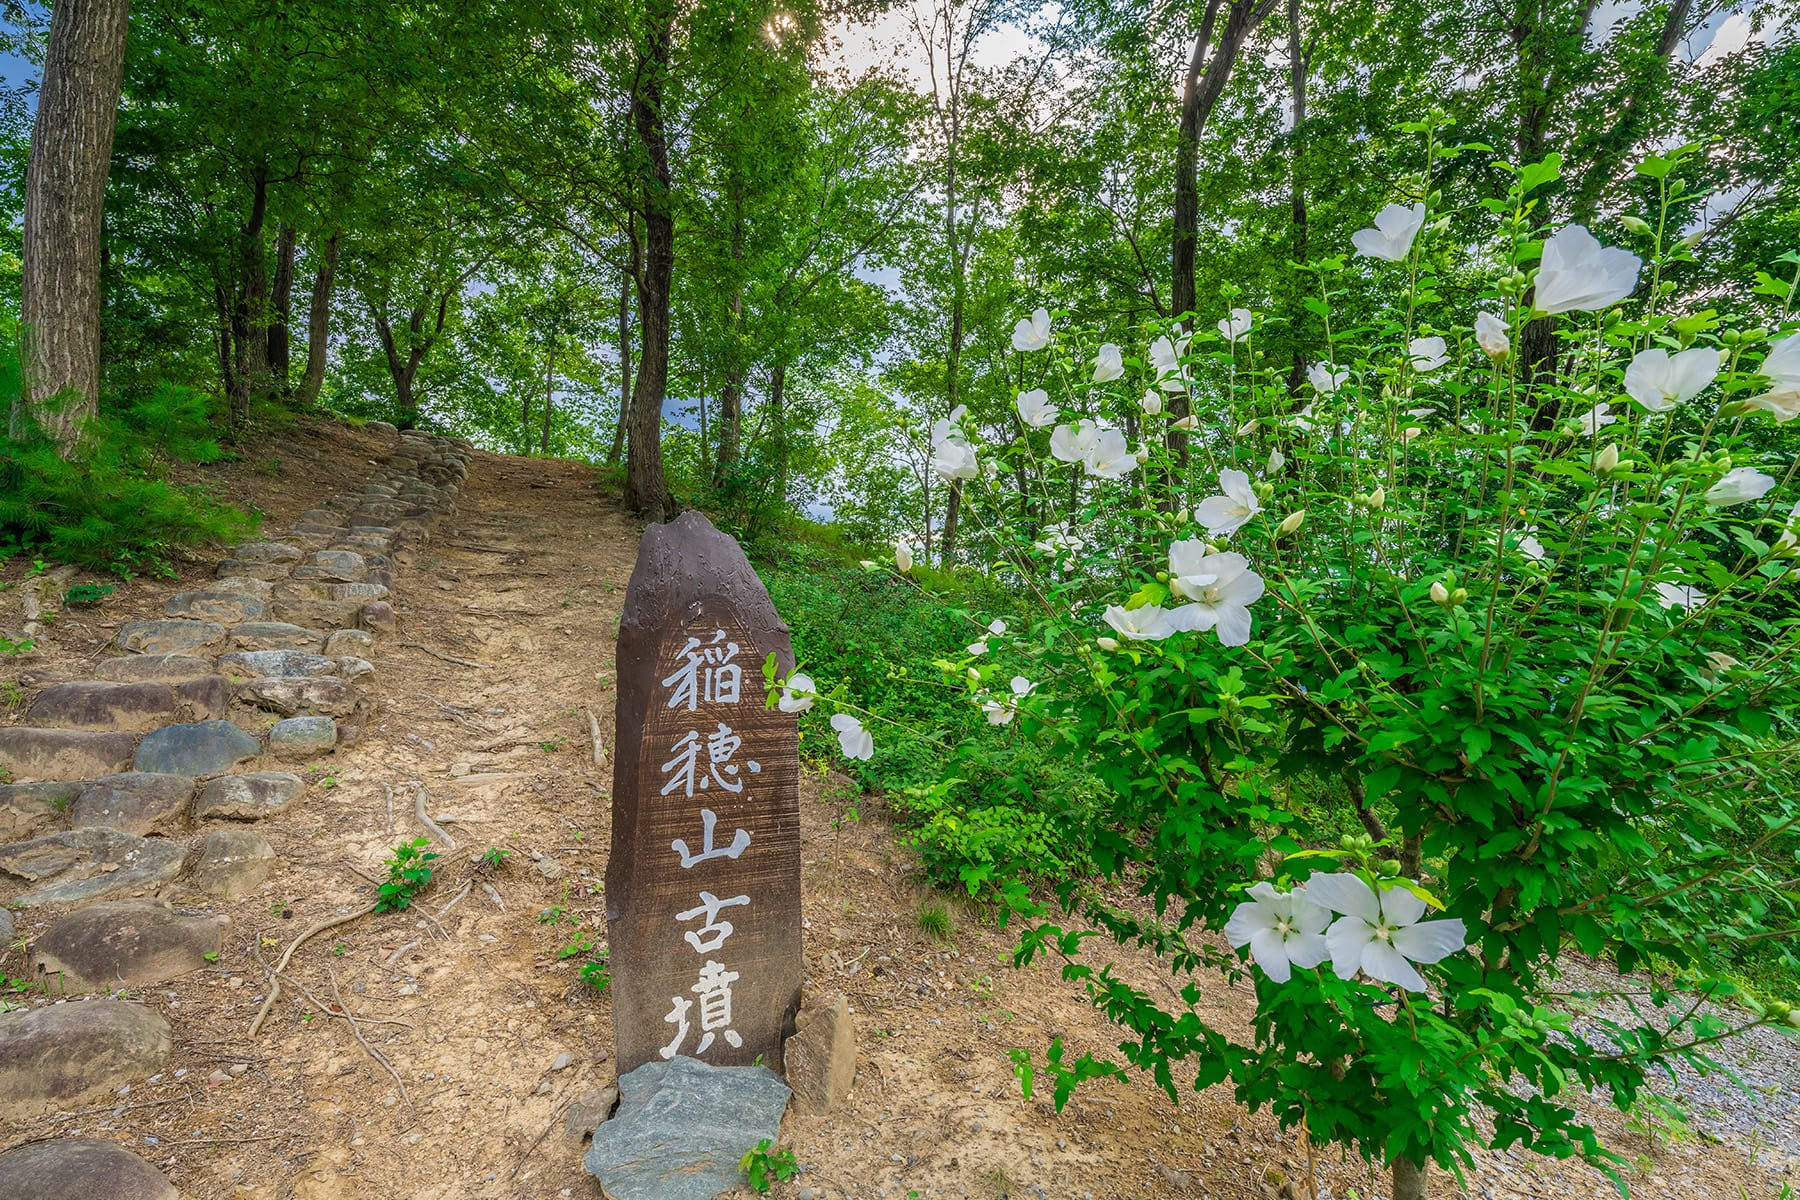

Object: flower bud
[1156,570,1170,582]
[966,667,980,681]
[1596,443,1620,474]
[1619,214,1652,235]
[1369,486,1387,510]
[1140,389,1163,416]
[896,542,913,573]
[1277,510,1305,535]
[1430,580,1450,605]
[1253,481,1275,501]
[1451,587,1468,605]
[1380,859,1402,877]
[1237,418,1259,436]
[1400,426,1422,443]
[1173,415,1199,430]
[1096,636,1119,651]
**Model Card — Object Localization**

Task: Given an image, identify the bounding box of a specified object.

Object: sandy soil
[2,422,1793,1200]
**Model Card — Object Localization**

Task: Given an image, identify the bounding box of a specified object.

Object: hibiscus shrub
[785,136,1800,1197]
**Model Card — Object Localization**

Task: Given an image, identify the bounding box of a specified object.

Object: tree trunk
[541,337,554,455]
[624,0,676,519]
[940,117,965,567]
[714,183,746,485]
[768,362,788,508]
[229,170,271,429]
[1284,0,1310,396]
[609,269,631,466]
[1392,1157,1428,1200]
[1169,0,1274,460]
[371,295,447,431]
[941,479,963,571]
[268,223,297,398]
[297,231,338,407]
[14,0,131,449]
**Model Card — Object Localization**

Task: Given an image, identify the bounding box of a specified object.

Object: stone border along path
[0,426,469,1194]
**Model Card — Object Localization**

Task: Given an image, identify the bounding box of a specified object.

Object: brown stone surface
[71,772,195,835]
[25,680,178,732]
[0,781,80,840]
[0,1138,178,1200]
[185,827,275,898]
[359,600,397,633]
[33,900,228,991]
[93,652,217,683]
[0,1000,173,1119]
[784,991,856,1114]
[0,828,188,907]
[176,674,235,720]
[0,728,136,781]
[229,621,326,652]
[114,618,228,655]
[607,511,802,1075]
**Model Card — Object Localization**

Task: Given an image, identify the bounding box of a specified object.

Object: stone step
[0,728,136,782]
[115,617,227,655]
[0,1138,177,1200]
[229,621,326,653]
[134,720,261,777]
[188,827,275,898]
[94,652,217,683]
[194,770,304,820]
[33,900,228,992]
[70,772,195,836]
[162,590,268,623]
[0,782,81,841]
[25,680,181,732]
[0,827,187,907]
[0,1000,173,1120]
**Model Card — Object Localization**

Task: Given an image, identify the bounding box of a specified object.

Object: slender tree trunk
[714,184,745,485]
[229,170,271,428]
[1392,1158,1427,1200]
[768,362,787,508]
[297,231,338,407]
[1285,0,1311,396]
[541,337,554,455]
[268,223,297,398]
[609,269,631,466]
[1169,0,1273,462]
[14,0,131,449]
[625,1,675,518]
[371,296,446,431]
[940,116,965,567]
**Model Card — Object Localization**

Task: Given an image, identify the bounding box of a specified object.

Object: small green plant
[332,942,348,956]
[738,1139,798,1192]
[62,582,115,607]
[0,680,22,708]
[202,951,219,963]
[2,636,33,658]
[558,932,593,961]
[375,838,439,912]
[538,735,567,753]
[580,950,611,993]
[479,846,513,870]
[916,896,953,943]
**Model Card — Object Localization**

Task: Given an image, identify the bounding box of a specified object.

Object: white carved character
[672,807,751,868]
[661,630,742,711]
[658,994,693,1060]
[691,960,744,1053]
[676,890,751,953]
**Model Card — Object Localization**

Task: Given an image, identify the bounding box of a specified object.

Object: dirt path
[3,432,1793,1200]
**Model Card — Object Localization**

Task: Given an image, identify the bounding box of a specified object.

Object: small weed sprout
[558,932,593,961]
[375,838,439,912]
[479,846,513,871]
[738,1139,799,1193]
[62,582,115,607]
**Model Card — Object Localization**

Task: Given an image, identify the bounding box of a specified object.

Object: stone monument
[606,511,802,1074]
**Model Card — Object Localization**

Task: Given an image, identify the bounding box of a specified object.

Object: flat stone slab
[133,720,261,777]
[212,575,276,598]
[307,550,367,581]
[0,728,136,782]
[176,675,234,720]
[94,653,217,683]
[34,900,228,992]
[0,1138,177,1200]
[230,541,303,564]
[214,559,292,581]
[241,675,358,717]
[71,773,195,836]
[195,771,304,820]
[229,621,325,652]
[1,782,81,840]
[0,1001,173,1119]
[269,597,364,630]
[0,828,187,907]
[330,582,390,602]
[26,680,178,732]
[268,715,337,760]
[324,629,375,657]
[115,618,227,655]
[219,649,339,679]
[585,1056,792,1200]
[785,992,856,1114]
[185,827,274,898]
[163,591,268,624]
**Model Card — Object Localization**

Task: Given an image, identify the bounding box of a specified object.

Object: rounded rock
[268,716,337,760]
[0,1138,177,1200]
